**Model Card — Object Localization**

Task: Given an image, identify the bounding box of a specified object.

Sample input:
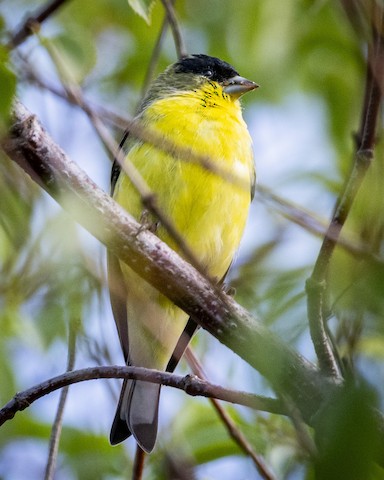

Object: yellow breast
[115,82,254,279]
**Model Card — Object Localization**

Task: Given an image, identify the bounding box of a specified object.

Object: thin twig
[339,0,370,38]
[0,365,286,427]
[185,348,277,480]
[306,3,384,377]
[132,447,146,480]
[280,395,317,459]
[8,0,71,48]
[257,185,384,265]
[160,0,187,58]
[44,317,78,480]
[139,4,173,103]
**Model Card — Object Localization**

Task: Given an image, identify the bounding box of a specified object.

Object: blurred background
[1,1,384,478]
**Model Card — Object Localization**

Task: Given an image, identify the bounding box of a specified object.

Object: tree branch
[3,89,384,468]
[160,0,187,58]
[139,2,174,101]
[306,3,384,376]
[1,101,334,425]
[8,0,71,49]
[0,365,285,427]
[2,100,342,423]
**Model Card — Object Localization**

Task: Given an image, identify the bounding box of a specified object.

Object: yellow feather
[111,75,255,451]
[115,83,254,278]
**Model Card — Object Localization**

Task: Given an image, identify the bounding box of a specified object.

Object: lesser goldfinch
[108,54,257,452]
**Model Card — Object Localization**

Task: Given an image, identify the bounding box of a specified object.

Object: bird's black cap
[174,54,239,83]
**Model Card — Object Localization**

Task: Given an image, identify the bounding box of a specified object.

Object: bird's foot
[138,209,159,234]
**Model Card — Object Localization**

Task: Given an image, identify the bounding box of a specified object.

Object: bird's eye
[204,69,213,77]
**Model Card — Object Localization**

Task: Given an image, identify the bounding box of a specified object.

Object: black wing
[108,129,131,361]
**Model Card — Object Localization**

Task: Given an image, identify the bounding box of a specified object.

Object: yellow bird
[108,54,257,452]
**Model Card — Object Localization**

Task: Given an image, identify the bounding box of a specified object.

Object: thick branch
[1,101,334,424]
[0,365,285,426]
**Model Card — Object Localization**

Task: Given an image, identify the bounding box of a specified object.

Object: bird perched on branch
[108,54,257,452]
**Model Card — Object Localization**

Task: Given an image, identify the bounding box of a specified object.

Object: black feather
[174,54,239,83]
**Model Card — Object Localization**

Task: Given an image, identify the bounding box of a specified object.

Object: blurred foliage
[0,44,16,132]
[313,380,383,480]
[1,0,384,479]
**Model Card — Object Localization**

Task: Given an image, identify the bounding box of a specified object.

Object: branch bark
[0,365,285,427]
[0,101,334,424]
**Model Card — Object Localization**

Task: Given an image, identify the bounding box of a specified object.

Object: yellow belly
[114,89,254,369]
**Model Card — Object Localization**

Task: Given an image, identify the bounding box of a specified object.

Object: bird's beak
[223,75,259,98]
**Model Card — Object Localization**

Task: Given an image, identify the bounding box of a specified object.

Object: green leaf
[0,46,16,131]
[128,0,157,24]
